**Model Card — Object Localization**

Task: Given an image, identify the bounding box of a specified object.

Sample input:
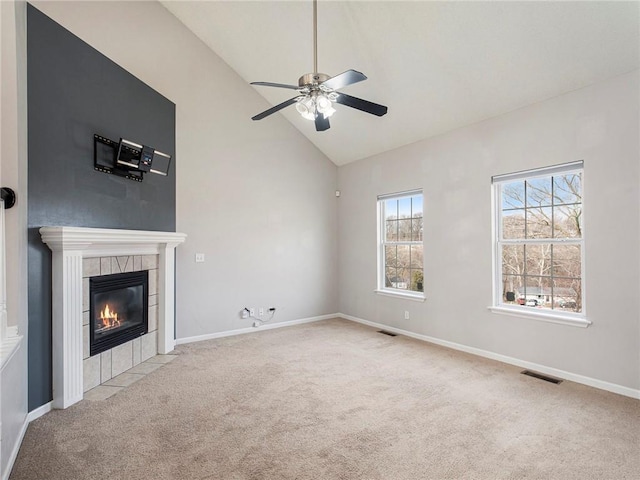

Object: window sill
[374,289,426,302]
[1,326,23,372]
[488,306,591,328]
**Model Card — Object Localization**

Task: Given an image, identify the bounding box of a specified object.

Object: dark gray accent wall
[27,5,176,410]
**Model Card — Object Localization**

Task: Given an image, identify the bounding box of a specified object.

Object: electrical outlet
[241,309,249,319]
[259,307,264,316]
[249,308,255,316]
[195,253,205,263]
[404,311,410,320]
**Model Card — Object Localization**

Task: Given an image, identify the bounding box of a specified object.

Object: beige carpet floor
[10,318,640,479]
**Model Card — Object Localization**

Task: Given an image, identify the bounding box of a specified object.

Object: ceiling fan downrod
[313,0,318,74]
[299,0,326,87]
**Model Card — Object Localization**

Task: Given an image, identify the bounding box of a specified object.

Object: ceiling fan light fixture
[296,97,316,121]
[316,94,336,118]
[296,93,335,121]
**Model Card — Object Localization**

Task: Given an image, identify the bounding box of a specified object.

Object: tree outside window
[495,163,583,314]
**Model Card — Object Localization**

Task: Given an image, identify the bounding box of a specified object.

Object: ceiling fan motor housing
[299,73,330,88]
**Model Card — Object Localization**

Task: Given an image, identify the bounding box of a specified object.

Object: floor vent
[521,370,563,384]
[377,330,397,337]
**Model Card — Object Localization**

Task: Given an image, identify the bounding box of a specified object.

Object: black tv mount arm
[93,134,171,182]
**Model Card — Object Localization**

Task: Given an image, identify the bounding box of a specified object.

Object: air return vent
[377,330,397,337]
[521,370,563,384]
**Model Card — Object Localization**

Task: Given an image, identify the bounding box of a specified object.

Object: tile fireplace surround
[40,227,186,409]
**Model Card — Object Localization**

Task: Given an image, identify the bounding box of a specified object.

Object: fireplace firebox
[90,270,149,356]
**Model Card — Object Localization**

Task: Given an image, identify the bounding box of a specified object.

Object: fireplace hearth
[90,271,148,356]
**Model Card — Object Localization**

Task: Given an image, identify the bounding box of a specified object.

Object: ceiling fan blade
[321,69,367,91]
[315,114,330,132]
[334,93,388,117]
[250,81,301,91]
[251,97,300,121]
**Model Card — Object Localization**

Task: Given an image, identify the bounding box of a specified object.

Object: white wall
[31,1,339,340]
[1,0,29,477]
[338,70,640,392]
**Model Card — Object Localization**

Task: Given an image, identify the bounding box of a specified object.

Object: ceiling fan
[250,0,388,132]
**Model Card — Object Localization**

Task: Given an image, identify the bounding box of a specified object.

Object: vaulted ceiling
[162,1,639,166]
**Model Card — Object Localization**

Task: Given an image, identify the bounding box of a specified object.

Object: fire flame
[99,304,120,329]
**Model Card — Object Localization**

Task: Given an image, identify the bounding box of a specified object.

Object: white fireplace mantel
[40,226,187,409]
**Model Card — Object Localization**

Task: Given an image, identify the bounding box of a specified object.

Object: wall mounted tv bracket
[94,134,172,182]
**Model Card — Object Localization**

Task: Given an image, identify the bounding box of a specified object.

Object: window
[377,190,424,298]
[492,161,585,321]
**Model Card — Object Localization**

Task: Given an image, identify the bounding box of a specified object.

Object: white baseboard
[176,314,336,346]
[339,313,640,400]
[26,401,52,423]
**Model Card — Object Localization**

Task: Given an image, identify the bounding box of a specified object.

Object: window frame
[376,189,425,301]
[490,161,590,328]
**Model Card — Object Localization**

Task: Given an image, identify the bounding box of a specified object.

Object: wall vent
[521,370,563,384]
[377,330,397,337]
